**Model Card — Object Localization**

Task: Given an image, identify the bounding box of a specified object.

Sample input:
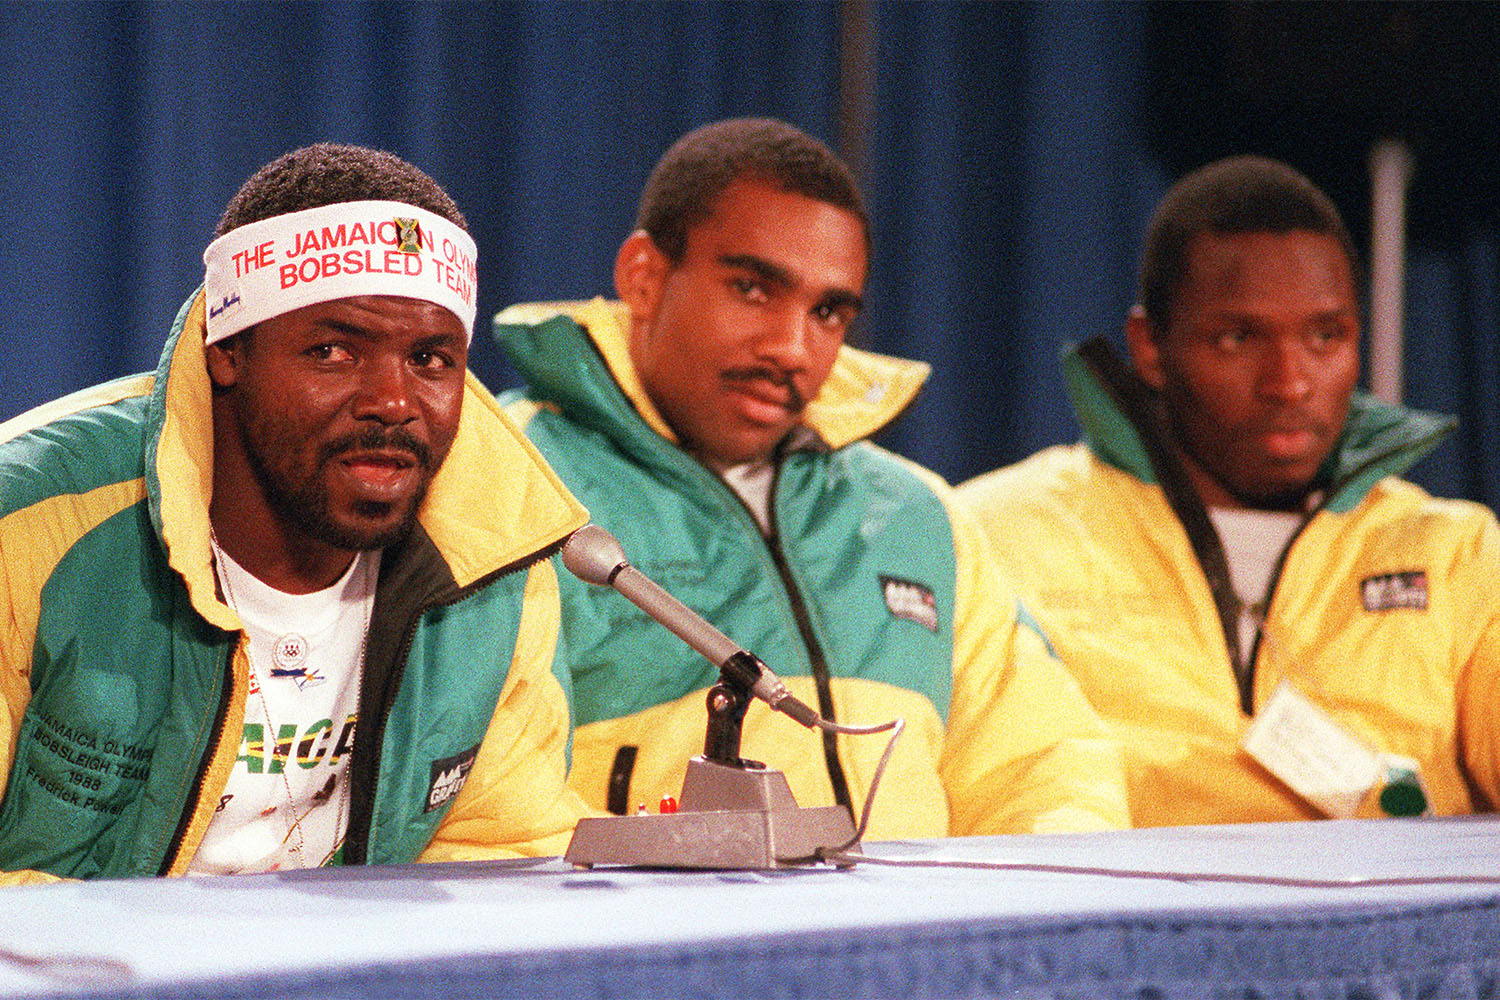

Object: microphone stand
[563,654,859,870]
[559,525,860,870]
[703,654,756,767]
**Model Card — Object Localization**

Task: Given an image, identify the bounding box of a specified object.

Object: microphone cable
[811,849,1500,890]
[775,715,905,865]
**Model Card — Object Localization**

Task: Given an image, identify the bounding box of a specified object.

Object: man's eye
[1214,328,1250,352]
[412,350,454,370]
[813,303,855,328]
[731,277,767,301]
[1307,323,1347,349]
[308,344,353,362]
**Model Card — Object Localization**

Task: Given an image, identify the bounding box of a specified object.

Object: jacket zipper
[340,613,422,866]
[1186,423,1438,714]
[758,460,854,815]
[158,644,237,875]
[342,540,566,866]
[1241,518,1312,712]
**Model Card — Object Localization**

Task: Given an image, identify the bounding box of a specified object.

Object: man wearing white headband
[0,143,590,882]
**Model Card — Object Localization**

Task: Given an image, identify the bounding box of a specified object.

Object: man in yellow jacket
[960,155,1500,826]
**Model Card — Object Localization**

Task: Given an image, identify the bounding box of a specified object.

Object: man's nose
[1259,336,1312,401]
[351,355,418,424]
[757,306,816,370]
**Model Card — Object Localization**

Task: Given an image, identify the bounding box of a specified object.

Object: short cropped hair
[1137,155,1357,327]
[216,142,467,237]
[636,118,868,263]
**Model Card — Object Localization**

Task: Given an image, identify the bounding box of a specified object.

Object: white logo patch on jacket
[1361,571,1429,612]
[425,745,479,812]
[880,575,938,632]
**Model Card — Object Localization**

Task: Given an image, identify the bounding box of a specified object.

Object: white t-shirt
[718,459,775,535]
[190,545,379,874]
[1208,507,1302,662]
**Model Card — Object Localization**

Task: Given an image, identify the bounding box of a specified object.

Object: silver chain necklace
[209,529,370,869]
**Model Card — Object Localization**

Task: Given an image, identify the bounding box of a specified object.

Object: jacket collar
[1062,336,1456,514]
[145,289,587,629]
[493,297,929,454]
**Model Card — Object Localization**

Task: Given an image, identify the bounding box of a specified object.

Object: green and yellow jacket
[959,340,1500,826]
[494,299,1128,840]
[0,291,590,883]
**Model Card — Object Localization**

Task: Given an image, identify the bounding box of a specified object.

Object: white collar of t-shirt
[717,459,776,535]
[1208,507,1302,662]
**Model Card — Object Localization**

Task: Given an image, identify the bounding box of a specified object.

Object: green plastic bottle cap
[1379,771,1427,817]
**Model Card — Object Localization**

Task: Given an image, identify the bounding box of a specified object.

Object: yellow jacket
[959,342,1500,826]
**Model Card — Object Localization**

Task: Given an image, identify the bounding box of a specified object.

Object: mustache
[721,367,808,414]
[317,426,433,470]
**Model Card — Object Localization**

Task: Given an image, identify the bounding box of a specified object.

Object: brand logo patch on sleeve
[1360,571,1429,612]
[425,745,480,812]
[880,575,939,632]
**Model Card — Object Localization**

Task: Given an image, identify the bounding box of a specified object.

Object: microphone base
[564,757,859,870]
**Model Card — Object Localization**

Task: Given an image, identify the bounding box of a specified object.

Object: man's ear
[1123,305,1166,392]
[204,334,248,391]
[614,230,669,325]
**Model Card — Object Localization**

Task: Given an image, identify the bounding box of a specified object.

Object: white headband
[201,200,478,345]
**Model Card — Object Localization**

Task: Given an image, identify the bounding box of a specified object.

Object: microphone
[561,524,820,728]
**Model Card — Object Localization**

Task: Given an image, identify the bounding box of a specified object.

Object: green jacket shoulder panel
[1321,394,1457,513]
[776,441,957,716]
[0,389,152,517]
[520,397,959,726]
[1062,348,1156,485]
[496,312,667,463]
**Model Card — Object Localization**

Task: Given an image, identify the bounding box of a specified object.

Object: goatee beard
[242,423,434,551]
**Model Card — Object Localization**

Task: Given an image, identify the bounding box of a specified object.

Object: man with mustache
[959,156,1500,825]
[494,118,1127,839]
[0,144,589,881]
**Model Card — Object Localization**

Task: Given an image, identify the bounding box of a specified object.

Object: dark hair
[216,142,466,237]
[635,117,868,263]
[1136,155,1357,327]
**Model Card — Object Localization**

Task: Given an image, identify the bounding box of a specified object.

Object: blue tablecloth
[0,815,1496,999]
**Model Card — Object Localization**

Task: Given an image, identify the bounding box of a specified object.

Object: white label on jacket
[880,575,938,632]
[1361,571,1429,612]
[426,745,479,812]
[1241,680,1383,819]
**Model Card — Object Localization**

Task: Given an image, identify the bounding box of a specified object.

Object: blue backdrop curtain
[0,1,1493,510]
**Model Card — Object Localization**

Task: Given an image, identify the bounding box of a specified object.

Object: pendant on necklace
[271,633,326,689]
[272,634,308,670]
